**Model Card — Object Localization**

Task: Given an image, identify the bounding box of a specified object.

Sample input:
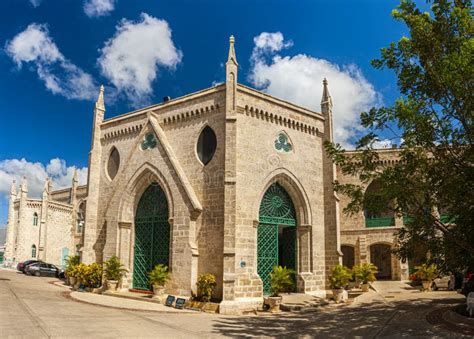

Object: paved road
[0,269,468,338]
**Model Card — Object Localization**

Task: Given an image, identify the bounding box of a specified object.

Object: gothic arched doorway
[133,184,170,290]
[257,183,297,294]
[370,243,392,279]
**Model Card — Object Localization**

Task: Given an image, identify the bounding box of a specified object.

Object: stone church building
[4,37,409,314]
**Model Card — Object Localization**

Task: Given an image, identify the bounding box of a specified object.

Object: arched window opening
[31,245,37,258]
[107,147,120,180]
[197,126,217,165]
[33,212,38,226]
[364,180,395,227]
[76,202,85,233]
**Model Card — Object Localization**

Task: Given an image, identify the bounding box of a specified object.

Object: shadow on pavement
[211,297,465,338]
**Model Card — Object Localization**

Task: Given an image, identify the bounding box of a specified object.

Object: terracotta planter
[361,283,370,292]
[107,280,119,292]
[264,296,282,313]
[332,288,345,303]
[422,280,432,291]
[152,284,165,297]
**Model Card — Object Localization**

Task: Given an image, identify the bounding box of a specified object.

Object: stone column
[4,181,17,263]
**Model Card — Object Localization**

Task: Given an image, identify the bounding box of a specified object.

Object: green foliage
[329,265,352,290]
[103,256,128,281]
[65,255,80,277]
[196,273,217,302]
[325,0,474,274]
[148,264,170,287]
[352,263,378,283]
[269,266,295,297]
[75,263,103,288]
[414,263,438,281]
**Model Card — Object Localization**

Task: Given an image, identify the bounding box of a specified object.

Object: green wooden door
[133,184,170,290]
[257,183,297,294]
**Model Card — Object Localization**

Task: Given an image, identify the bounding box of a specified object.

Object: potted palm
[65,255,80,286]
[148,264,170,298]
[414,263,438,291]
[264,266,295,312]
[329,264,352,302]
[353,263,378,292]
[103,256,128,292]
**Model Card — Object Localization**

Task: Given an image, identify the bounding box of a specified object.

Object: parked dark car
[26,262,60,277]
[17,260,43,273]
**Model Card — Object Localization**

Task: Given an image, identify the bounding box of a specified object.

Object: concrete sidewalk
[70,291,198,313]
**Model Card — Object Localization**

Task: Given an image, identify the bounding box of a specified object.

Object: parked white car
[432,275,455,290]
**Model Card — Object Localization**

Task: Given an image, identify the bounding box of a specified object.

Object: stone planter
[361,283,370,292]
[107,280,119,292]
[332,288,345,303]
[73,281,81,291]
[264,296,282,313]
[422,280,432,291]
[69,276,76,287]
[152,284,165,298]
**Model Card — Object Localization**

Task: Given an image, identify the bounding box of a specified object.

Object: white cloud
[371,138,392,149]
[249,32,382,148]
[0,158,87,199]
[84,0,115,18]
[30,0,42,7]
[5,23,97,101]
[98,13,182,107]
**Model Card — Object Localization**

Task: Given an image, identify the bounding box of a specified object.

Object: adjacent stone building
[4,37,409,313]
[4,174,86,268]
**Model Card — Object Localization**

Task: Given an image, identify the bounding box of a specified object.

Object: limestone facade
[3,37,407,314]
[4,174,87,267]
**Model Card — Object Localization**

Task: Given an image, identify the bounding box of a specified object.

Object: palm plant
[353,263,378,284]
[329,264,352,289]
[269,266,295,297]
[148,264,170,287]
[103,255,128,281]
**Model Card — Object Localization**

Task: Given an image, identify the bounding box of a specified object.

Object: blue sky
[0,0,408,224]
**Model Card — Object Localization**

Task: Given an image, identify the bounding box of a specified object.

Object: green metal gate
[257,183,297,294]
[133,184,170,290]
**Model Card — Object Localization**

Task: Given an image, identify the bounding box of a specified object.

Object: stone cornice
[237,84,325,122]
[241,104,323,137]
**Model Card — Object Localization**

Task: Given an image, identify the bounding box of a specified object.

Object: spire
[43,178,50,199]
[20,176,28,193]
[227,35,238,66]
[73,168,78,184]
[10,180,16,196]
[95,85,105,111]
[321,78,332,106]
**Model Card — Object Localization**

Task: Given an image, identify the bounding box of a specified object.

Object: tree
[325,0,473,274]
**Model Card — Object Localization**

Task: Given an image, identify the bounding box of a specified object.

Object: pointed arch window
[197,126,217,165]
[33,212,38,226]
[31,245,37,258]
[107,147,120,180]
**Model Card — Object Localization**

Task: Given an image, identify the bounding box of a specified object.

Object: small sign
[165,295,175,307]
[175,298,186,309]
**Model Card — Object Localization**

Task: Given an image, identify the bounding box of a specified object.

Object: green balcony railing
[404,214,454,225]
[365,217,395,228]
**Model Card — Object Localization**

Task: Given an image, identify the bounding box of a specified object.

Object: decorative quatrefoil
[274,132,293,153]
[141,132,157,150]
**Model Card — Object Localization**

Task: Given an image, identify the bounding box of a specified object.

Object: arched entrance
[257,183,297,294]
[341,245,355,269]
[133,184,170,290]
[370,244,392,279]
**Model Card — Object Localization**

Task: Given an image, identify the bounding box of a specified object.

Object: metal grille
[257,224,278,294]
[133,184,170,290]
[259,183,296,226]
[257,183,297,294]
